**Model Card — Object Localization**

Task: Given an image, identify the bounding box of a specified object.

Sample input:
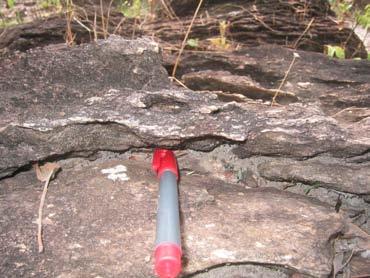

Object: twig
[340,249,355,269]
[330,106,356,118]
[344,22,358,48]
[271,52,299,106]
[172,0,204,77]
[100,0,107,39]
[93,10,98,41]
[73,16,92,33]
[65,0,75,46]
[248,10,281,34]
[132,17,138,39]
[0,28,7,40]
[37,169,57,253]
[186,171,196,176]
[106,0,114,36]
[160,0,181,22]
[160,0,174,19]
[293,17,315,49]
[113,17,126,35]
[169,76,189,89]
[350,29,368,59]
[333,249,355,278]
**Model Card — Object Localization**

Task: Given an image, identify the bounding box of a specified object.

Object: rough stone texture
[258,159,370,195]
[182,70,299,104]
[0,37,369,179]
[1,0,366,60]
[0,157,367,278]
[1,36,370,277]
[147,0,366,58]
[166,46,370,115]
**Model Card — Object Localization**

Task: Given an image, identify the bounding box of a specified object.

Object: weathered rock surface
[258,158,370,195]
[149,0,366,57]
[166,46,370,115]
[182,70,299,104]
[1,36,370,277]
[1,0,366,59]
[1,37,369,180]
[0,156,368,277]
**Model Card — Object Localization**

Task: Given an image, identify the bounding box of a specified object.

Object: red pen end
[152,149,179,179]
[154,243,182,278]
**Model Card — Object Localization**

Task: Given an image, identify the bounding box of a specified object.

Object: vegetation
[208,20,231,50]
[1,0,62,28]
[6,0,15,9]
[325,44,346,58]
[0,0,369,60]
[186,38,199,48]
[39,0,61,10]
[118,0,147,18]
[326,1,369,59]
[356,4,370,29]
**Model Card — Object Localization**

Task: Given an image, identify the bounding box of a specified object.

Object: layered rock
[0,157,367,277]
[0,36,369,277]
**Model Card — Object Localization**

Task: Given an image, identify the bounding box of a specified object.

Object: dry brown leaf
[35,162,61,253]
[34,162,60,182]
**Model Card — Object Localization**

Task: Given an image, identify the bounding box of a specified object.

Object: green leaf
[335,46,345,59]
[121,0,140,18]
[326,45,345,59]
[7,0,15,9]
[327,45,336,58]
[186,38,199,48]
[120,0,149,18]
[368,52,370,60]
[355,4,370,29]
[338,2,352,13]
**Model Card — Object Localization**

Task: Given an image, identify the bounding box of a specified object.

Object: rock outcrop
[0,37,369,277]
[0,157,368,277]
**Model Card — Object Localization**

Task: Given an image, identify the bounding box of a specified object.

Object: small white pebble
[68,243,83,249]
[211,249,235,259]
[101,165,130,182]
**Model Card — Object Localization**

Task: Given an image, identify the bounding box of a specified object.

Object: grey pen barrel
[155,170,181,246]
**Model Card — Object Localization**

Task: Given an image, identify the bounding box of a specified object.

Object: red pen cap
[152,149,179,179]
[154,243,182,278]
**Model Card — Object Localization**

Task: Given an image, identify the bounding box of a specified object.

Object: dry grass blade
[65,0,76,46]
[93,10,98,41]
[350,30,368,58]
[293,17,315,49]
[271,52,299,106]
[0,28,7,40]
[169,76,189,89]
[113,17,126,35]
[100,0,107,39]
[172,0,204,77]
[34,162,61,253]
[105,0,114,37]
[332,249,355,278]
[73,16,92,32]
[160,0,178,20]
